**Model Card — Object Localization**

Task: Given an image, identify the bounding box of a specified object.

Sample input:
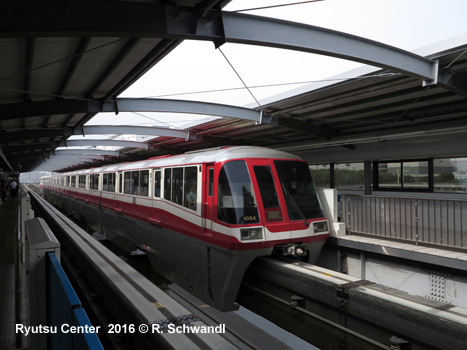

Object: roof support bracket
[422,59,439,87]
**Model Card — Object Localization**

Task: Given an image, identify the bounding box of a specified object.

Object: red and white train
[41,146,329,311]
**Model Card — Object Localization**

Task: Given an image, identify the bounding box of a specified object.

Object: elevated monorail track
[25,185,288,350]
[240,258,467,350]
[27,184,467,350]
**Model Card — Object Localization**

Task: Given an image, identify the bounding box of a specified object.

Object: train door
[150,169,162,225]
[203,164,215,234]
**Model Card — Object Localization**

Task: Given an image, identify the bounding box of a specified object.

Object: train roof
[49,146,302,176]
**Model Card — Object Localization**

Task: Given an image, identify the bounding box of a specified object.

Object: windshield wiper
[281,183,309,227]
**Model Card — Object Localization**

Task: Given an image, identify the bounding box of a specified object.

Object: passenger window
[164,168,172,200]
[140,170,149,196]
[103,173,116,192]
[131,171,140,195]
[103,173,108,191]
[90,174,99,190]
[154,171,161,198]
[184,166,197,211]
[109,173,116,192]
[124,172,132,194]
[79,175,86,188]
[172,168,183,205]
[119,173,123,193]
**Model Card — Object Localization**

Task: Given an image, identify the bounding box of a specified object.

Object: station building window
[335,163,365,190]
[309,164,331,189]
[434,158,467,193]
[375,160,429,191]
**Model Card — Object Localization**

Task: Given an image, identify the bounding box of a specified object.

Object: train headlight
[313,221,328,233]
[240,228,263,241]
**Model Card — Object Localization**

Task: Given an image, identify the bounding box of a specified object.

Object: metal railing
[341,194,466,249]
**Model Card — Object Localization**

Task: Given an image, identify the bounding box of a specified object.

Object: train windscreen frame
[217,160,260,225]
[274,160,324,220]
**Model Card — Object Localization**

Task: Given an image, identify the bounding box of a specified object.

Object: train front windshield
[274,160,324,220]
[217,160,260,225]
[217,159,324,225]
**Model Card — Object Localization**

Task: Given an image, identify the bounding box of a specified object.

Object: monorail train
[40,146,329,311]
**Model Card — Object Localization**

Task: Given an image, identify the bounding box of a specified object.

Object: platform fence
[341,194,467,249]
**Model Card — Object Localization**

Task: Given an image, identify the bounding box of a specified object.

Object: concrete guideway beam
[239,257,467,350]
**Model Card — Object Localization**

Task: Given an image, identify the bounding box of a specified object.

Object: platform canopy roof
[1,0,467,173]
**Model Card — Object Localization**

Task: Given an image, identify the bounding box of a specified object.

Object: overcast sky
[84,0,467,131]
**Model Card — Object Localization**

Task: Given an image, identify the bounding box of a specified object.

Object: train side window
[140,170,149,196]
[103,173,108,191]
[124,172,132,194]
[164,168,172,200]
[172,168,183,205]
[103,173,116,192]
[109,173,116,192]
[119,173,123,193]
[184,166,197,210]
[78,175,86,188]
[90,174,99,190]
[154,170,161,198]
[208,168,214,196]
[131,171,140,195]
[71,176,76,187]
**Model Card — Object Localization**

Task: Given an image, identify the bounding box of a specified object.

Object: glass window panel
[164,168,172,200]
[254,166,283,222]
[403,161,429,189]
[184,166,198,210]
[131,171,140,195]
[378,163,402,188]
[275,160,324,220]
[90,174,99,190]
[154,171,161,197]
[217,160,259,224]
[335,163,365,190]
[103,173,108,191]
[171,168,183,205]
[140,170,149,196]
[434,158,467,193]
[124,172,132,194]
[208,168,214,196]
[309,164,331,189]
[79,175,86,188]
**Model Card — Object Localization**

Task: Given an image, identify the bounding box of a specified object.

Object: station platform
[330,234,467,271]
[0,194,27,349]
